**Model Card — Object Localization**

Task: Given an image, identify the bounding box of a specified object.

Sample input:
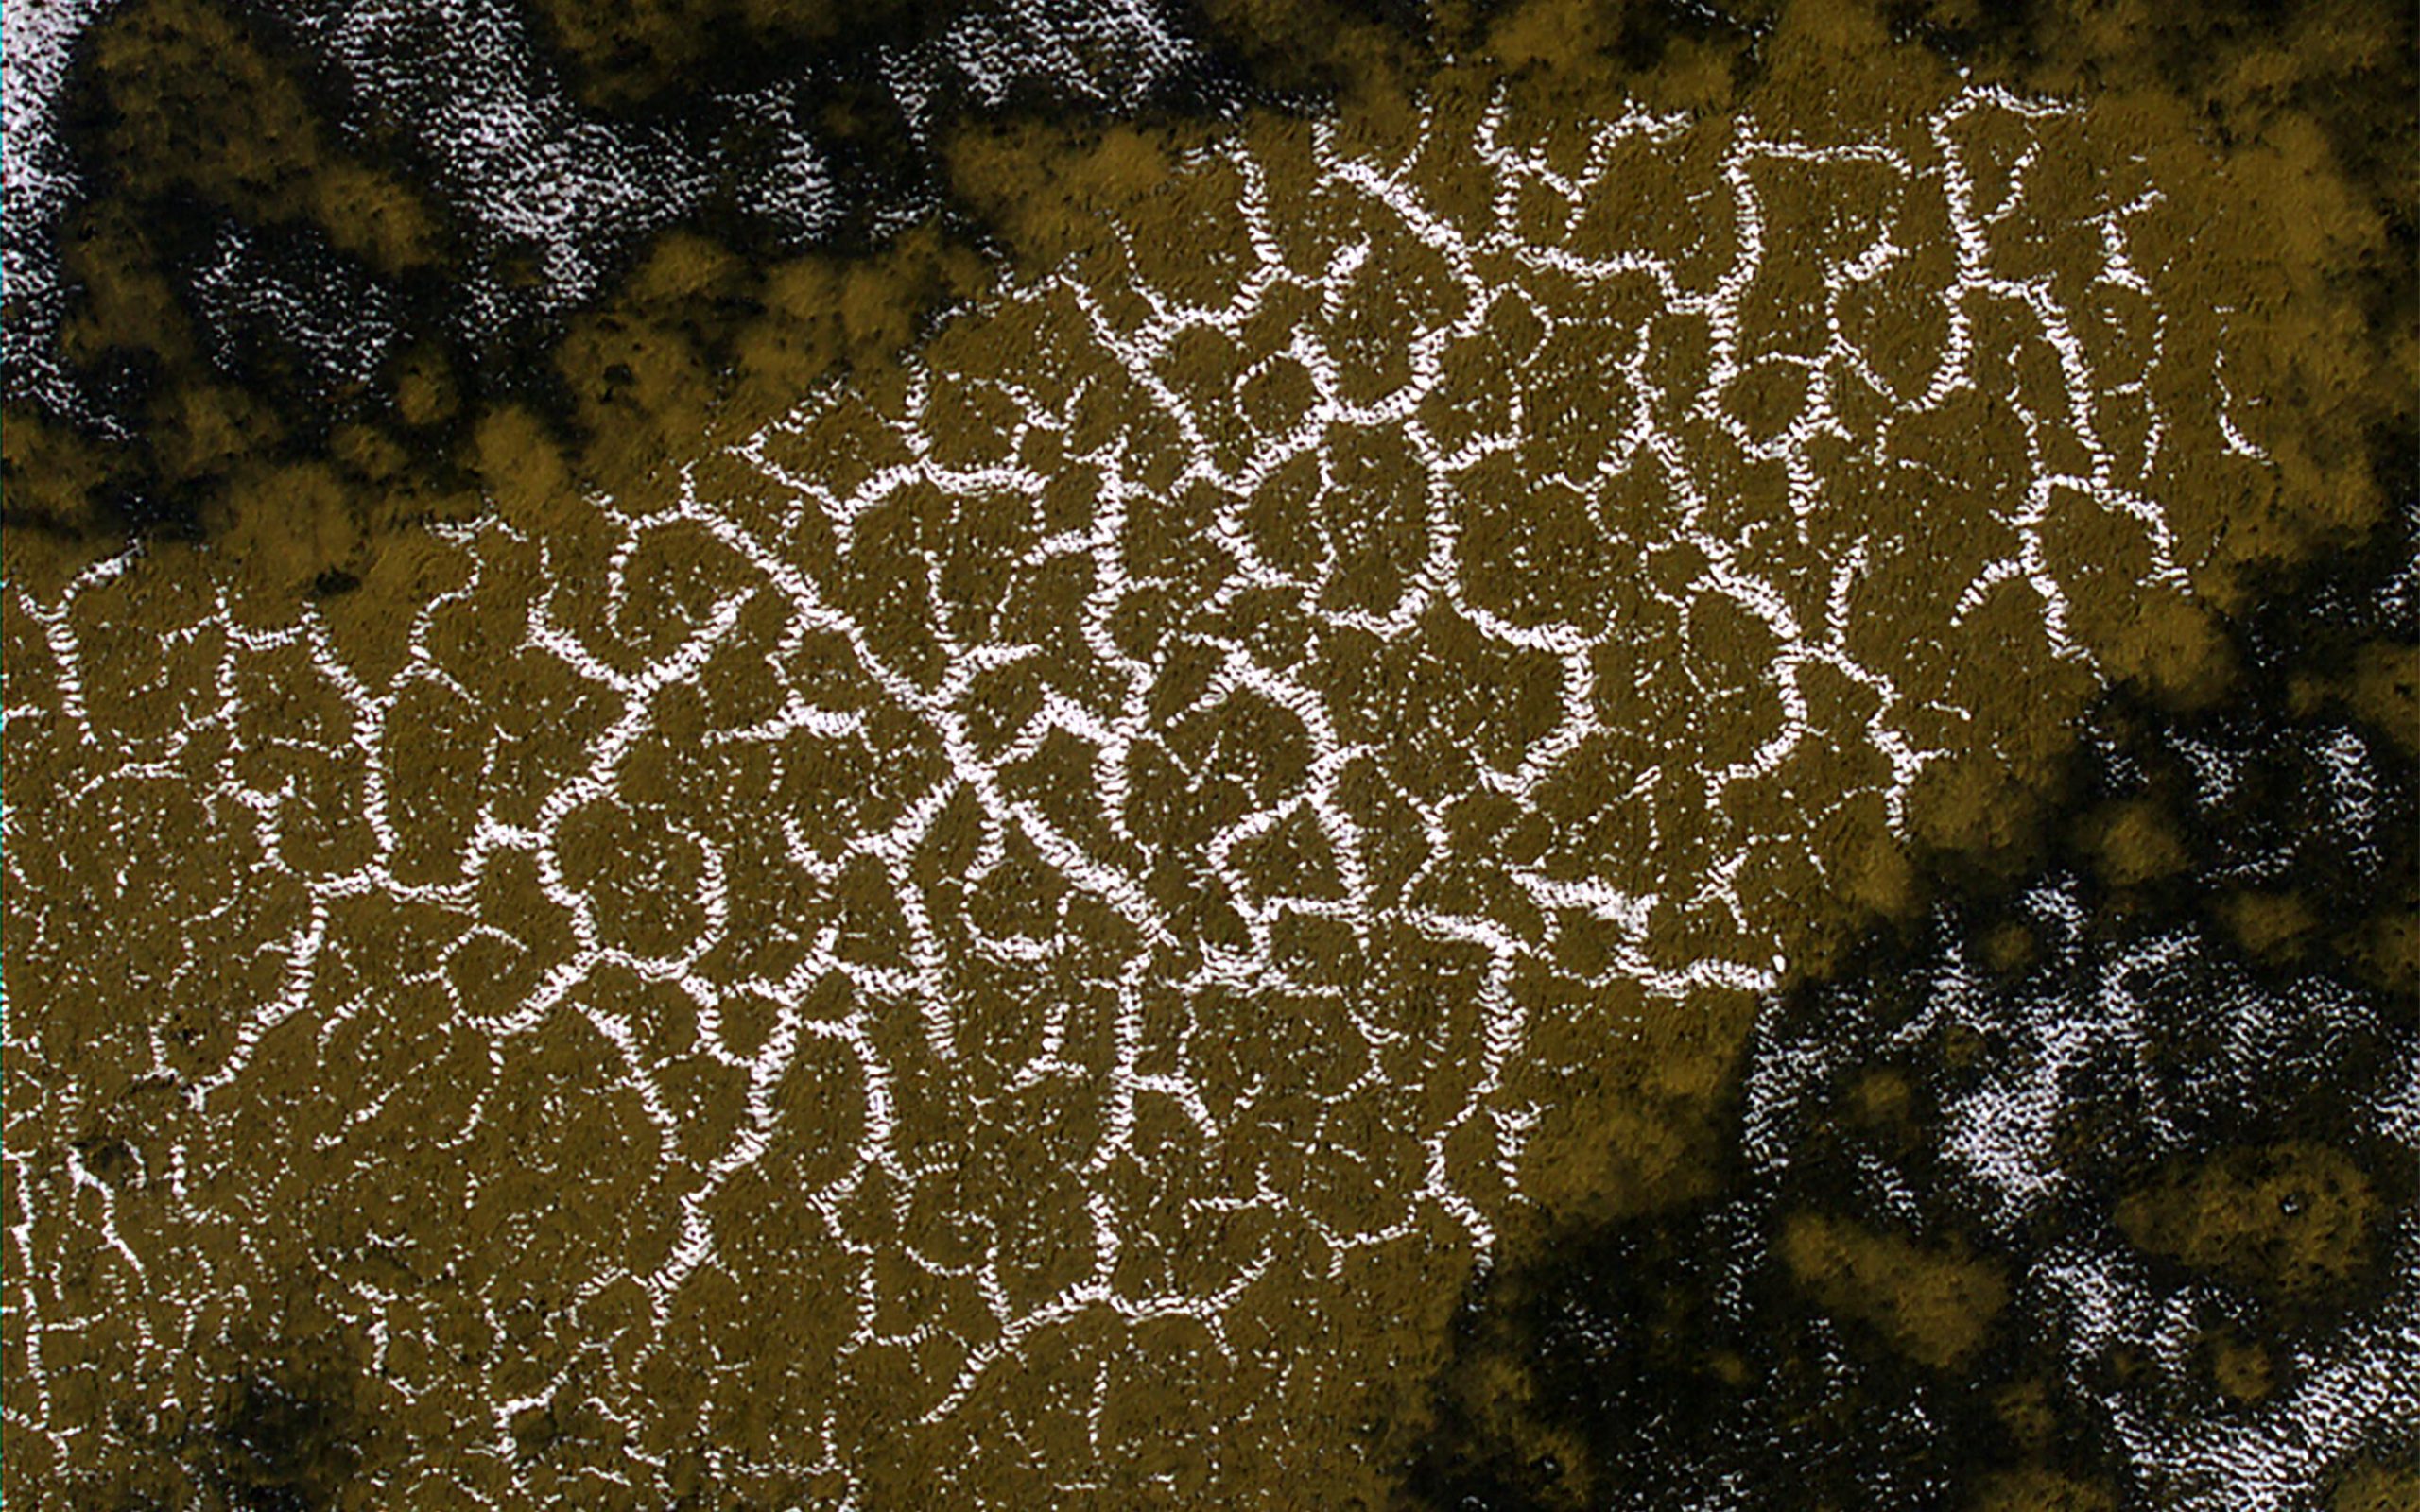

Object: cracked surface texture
[0,70,2369,1508]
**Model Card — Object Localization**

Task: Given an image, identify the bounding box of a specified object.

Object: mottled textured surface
[5,2,2413,1507]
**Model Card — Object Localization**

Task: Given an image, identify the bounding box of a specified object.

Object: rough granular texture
[1413,596,2420,1505]
[4,2,2412,1508]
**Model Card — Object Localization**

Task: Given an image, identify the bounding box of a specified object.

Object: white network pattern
[5,85,2250,1502]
